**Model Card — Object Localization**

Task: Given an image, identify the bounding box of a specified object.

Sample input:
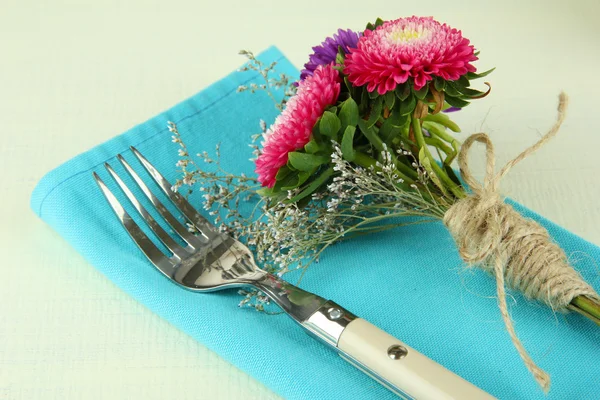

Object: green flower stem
[392,155,420,180]
[422,121,460,165]
[423,112,461,132]
[411,116,465,199]
[424,137,454,159]
[352,151,377,168]
[570,296,600,326]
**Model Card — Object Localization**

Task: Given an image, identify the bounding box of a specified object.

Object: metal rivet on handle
[327,307,343,320]
[387,344,408,360]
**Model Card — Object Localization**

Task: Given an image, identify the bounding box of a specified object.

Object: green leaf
[360,87,370,112]
[339,98,359,128]
[358,119,385,151]
[466,67,495,80]
[341,126,356,161]
[257,187,289,204]
[304,138,321,154]
[399,94,416,115]
[319,111,341,138]
[256,186,275,197]
[275,165,292,180]
[297,170,312,186]
[400,120,411,139]
[445,95,470,108]
[457,86,486,97]
[288,152,329,172]
[366,17,385,30]
[379,118,402,142]
[395,83,411,101]
[413,85,429,100]
[388,105,408,127]
[434,77,446,92]
[366,97,383,128]
[273,170,302,192]
[312,119,321,137]
[368,89,379,99]
[287,167,334,203]
[417,147,428,164]
[456,75,470,89]
[384,91,396,109]
[281,169,314,190]
[280,172,301,191]
[336,52,345,65]
[443,82,462,97]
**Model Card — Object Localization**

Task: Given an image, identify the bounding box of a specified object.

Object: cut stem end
[569,295,600,326]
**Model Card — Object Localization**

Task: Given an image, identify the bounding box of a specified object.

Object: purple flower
[300,29,362,81]
[444,107,461,112]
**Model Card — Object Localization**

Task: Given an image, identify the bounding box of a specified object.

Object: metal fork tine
[117,154,208,247]
[130,146,220,240]
[104,162,188,261]
[92,172,176,277]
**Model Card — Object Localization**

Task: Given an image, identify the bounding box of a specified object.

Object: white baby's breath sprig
[172,119,446,309]
[237,50,297,111]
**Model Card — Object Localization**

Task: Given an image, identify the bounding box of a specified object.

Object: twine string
[443,93,599,392]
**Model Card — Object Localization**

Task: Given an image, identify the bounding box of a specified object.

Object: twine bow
[443,93,599,392]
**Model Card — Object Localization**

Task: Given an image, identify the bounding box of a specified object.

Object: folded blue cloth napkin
[31,46,599,400]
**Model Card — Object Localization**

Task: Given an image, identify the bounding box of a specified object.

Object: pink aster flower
[344,16,478,95]
[255,64,341,187]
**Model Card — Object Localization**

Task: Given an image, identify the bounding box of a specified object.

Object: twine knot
[443,93,598,392]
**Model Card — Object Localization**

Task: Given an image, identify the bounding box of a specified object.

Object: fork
[93,146,494,400]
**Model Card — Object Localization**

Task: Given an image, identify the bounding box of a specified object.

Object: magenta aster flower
[344,16,478,95]
[256,64,341,187]
[300,29,362,81]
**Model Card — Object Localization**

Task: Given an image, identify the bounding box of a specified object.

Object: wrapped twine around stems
[443,93,600,392]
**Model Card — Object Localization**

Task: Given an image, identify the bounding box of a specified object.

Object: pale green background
[2,0,599,398]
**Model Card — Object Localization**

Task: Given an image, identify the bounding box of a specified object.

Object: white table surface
[2,0,599,398]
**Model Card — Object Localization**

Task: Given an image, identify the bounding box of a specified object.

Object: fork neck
[252,273,327,323]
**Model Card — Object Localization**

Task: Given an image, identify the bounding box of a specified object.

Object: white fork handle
[337,318,495,400]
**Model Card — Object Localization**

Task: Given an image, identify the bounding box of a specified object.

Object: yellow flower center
[386,27,429,44]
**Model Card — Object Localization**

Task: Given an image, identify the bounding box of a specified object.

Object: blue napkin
[31,46,600,400]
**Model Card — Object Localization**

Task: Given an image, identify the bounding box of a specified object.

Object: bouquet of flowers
[171,16,600,392]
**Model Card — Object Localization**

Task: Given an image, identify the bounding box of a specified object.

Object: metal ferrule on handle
[301,302,420,399]
[301,301,357,347]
